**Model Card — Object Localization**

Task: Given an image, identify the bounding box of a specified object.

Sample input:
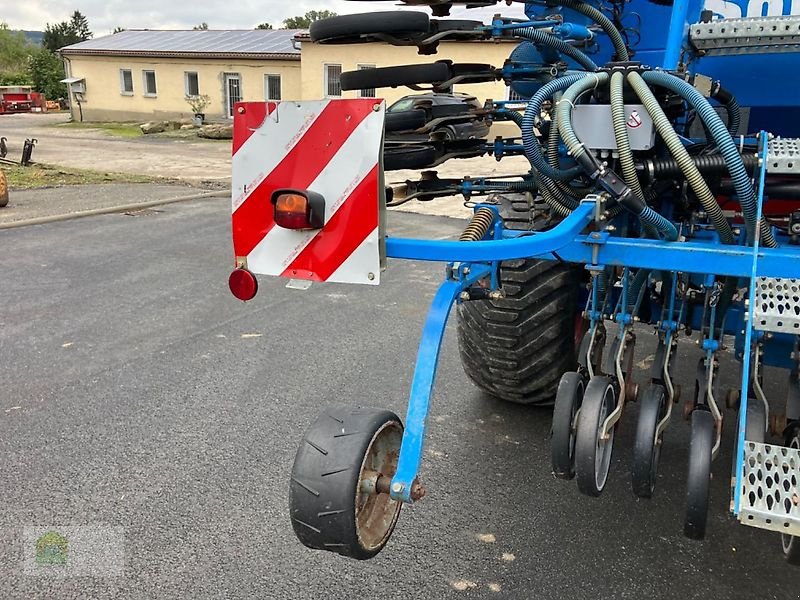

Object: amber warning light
[271,189,325,230]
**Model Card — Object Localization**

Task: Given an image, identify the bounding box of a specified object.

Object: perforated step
[753,277,800,334]
[690,15,800,55]
[767,138,800,174]
[738,441,800,535]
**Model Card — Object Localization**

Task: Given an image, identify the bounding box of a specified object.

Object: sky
[3,1,525,35]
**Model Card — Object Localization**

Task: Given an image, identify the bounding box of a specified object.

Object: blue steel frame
[384,1,800,510]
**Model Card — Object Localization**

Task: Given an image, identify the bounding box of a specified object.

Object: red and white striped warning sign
[231,99,385,285]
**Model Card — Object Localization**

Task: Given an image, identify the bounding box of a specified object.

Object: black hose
[710,83,741,136]
[642,153,759,180]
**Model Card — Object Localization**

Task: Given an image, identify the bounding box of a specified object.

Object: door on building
[224,73,242,118]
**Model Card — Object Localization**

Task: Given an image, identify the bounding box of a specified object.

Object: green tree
[28,47,66,99]
[255,23,273,30]
[193,22,209,30]
[0,22,35,82]
[112,27,126,34]
[42,11,93,52]
[282,10,337,29]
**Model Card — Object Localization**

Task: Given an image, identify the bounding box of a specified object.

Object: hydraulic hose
[510,27,598,72]
[628,71,735,245]
[641,70,775,247]
[556,72,677,241]
[556,0,630,61]
[522,74,588,181]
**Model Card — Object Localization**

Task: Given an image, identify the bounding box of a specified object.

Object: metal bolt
[372,103,381,112]
[367,272,375,281]
[459,291,471,301]
[489,290,505,300]
[391,482,404,494]
[237,106,245,114]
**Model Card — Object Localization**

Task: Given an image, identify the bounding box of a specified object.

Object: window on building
[264,74,281,101]
[185,71,199,96]
[120,69,133,95]
[143,70,157,96]
[357,64,376,98]
[324,64,342,98]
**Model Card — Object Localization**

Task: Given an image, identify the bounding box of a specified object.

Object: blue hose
[640,206,679,241]
[510,27,598,72]
[641,70,775,247]
[521,74,587,181]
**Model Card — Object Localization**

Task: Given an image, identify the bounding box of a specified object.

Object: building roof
[60,29,303,60]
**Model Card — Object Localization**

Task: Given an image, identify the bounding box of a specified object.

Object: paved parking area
[0,196,796,598]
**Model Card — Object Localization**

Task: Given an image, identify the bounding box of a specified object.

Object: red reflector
[229,268,258,301]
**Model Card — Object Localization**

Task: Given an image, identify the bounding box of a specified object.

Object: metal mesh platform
[738,441,800,536]
[690,15,800,55]
[767,138,800,174]
[754,277,800,334]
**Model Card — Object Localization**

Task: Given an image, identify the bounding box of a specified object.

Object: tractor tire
[457,194,580,405]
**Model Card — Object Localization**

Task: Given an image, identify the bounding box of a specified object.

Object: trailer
[0,86,33,115]
[228,0,800,564]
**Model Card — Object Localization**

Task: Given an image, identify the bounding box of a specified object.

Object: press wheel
[575,376,617,497]
[684,408,714,540]
[551,371,586,480]
[631,383,667,498]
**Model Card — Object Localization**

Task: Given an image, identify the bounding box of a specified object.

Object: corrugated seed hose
[609,71,659,238]
[522,74,588,181]
[556,72,677,241]
[627,71,735,244]
[641,70,776,248]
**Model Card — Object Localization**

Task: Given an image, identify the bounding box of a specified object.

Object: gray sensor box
[570,104,656,151]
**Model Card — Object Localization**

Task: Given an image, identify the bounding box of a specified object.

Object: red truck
[0,86,33,114]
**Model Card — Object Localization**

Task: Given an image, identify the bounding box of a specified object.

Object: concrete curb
[0,189,230,230]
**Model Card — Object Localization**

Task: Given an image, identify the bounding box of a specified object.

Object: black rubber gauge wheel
[575,376,617,497]
[309,11,430,43]
[631,384,667,498]
[551,371,586,480]
[684,408,714,540]
[289,407,404,560]
[385,109,428,133]
[341,63,451,91]
[383,145,438,171]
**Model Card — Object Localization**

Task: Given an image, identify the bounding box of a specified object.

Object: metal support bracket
[390,263,493,503]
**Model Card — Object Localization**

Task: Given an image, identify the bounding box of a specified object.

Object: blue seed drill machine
[227,0,800,563]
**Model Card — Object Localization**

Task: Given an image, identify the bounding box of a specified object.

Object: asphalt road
[0,198,797,599]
